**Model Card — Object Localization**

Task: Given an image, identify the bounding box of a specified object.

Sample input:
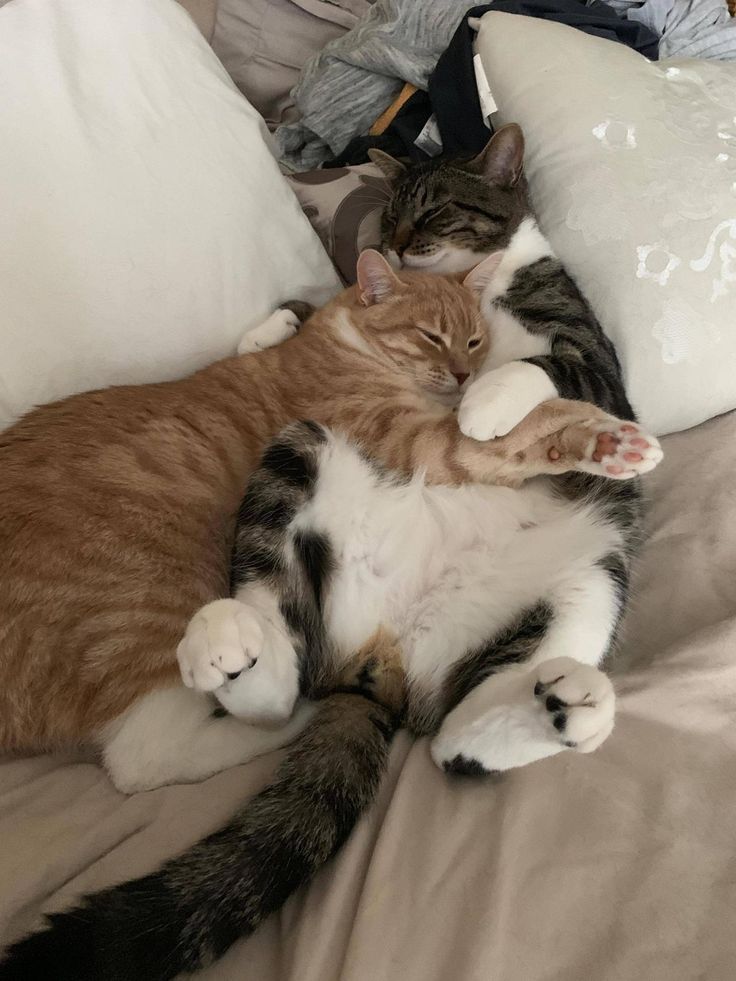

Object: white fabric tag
[473,53,498,128]
[414,114,443,157]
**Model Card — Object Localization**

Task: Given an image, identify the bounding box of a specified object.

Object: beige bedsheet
[2,412,736,980]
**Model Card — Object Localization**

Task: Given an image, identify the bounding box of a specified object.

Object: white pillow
[0,0,340,430]
[476,12,736,436]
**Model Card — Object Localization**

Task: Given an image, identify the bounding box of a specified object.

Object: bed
[2,1,736,979]
[2,408,736,980]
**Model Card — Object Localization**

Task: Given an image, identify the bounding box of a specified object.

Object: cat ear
[463,251,505,295]
[356,249,402,305]
[367,149,407,183]
[466,123,525,187]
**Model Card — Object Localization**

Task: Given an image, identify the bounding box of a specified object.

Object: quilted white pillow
[476,12,736,436]
[0,0,340,430]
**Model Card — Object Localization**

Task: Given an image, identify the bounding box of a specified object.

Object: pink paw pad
[592,432,620,462]
[581,420,663,480]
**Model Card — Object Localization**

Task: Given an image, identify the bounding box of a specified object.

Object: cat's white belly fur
[297,435,622,688]
[166,430,624,791]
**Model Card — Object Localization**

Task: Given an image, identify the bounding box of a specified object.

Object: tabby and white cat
[0,249,630,782]
[373,123,635,428]
[2,124,662,978]
[3,256,662,978]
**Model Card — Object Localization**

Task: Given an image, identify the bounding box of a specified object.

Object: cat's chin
[402,247,491,275]
[401,250,447,269]
[426,388,461,408]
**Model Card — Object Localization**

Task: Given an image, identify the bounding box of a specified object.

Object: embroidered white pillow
[475,12,736,436]
[0,0,339,431]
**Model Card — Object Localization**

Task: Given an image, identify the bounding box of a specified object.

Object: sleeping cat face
[352,250,489,400]
[371,124,531,275]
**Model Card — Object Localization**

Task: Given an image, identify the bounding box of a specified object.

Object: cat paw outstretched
[576,420,663,479]
[177,598,263,692]
[238,308,300,354]
[546,415,662,480]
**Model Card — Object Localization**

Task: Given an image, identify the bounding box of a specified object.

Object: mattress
[2,410,736,980]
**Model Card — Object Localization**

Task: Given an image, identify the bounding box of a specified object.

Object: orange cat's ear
[356,249,402,306]
[463,251,504,295]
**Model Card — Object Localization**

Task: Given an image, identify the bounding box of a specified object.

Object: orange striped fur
[0,270,615,752]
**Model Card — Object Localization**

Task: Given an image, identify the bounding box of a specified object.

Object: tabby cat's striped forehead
[381,157,531,258]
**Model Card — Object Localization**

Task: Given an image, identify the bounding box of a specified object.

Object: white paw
[237,309,299,355]
[577,420,663,480]
[532,656,615,753]
[458,362,557,440]
[177,599,264,692]
[431,656,615,775]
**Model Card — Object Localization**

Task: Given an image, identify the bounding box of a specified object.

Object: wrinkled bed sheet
[2,410,736,980]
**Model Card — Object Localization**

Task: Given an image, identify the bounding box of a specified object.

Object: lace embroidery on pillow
[636,244,681,286]
[690,219,736,303]
[652,299,722,365]
[592,119,637,150]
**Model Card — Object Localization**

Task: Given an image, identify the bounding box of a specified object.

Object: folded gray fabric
[274,0,474,170]
[276,0,735,170]
[599,0,736,59]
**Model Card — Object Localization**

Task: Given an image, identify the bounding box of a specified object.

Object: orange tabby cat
[0,250,632,791]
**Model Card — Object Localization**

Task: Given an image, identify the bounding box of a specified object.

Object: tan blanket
[2,411,736,980]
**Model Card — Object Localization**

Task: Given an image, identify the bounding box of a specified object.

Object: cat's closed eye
[468,337,483,350]
[419,203,450,226]
[418,328,443,347]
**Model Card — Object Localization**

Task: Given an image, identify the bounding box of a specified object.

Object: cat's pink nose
[452,372,469,387]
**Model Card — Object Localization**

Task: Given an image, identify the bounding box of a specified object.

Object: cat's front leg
[490,400,662,482]
[544,414,663,480]
[237,300,314,355]
[458,361,558,440]
[177,597,300,725]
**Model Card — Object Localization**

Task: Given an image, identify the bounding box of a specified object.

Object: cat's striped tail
[0,637,404,981]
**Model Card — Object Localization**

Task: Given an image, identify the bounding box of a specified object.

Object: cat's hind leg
[431,656,614,775]
[101,686,315,794]
[431,557,622,775]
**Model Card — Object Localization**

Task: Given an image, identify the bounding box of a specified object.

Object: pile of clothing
[275,0,736,171]
[606,0,736,58]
